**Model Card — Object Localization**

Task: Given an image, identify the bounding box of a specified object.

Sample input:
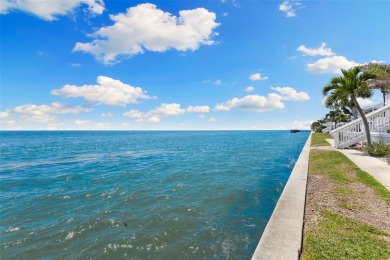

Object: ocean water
[0,131,309,259]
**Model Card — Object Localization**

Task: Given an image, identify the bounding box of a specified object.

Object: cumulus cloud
[186,106,210,113]
[73,119,111,130]
[282,120,313,130]
[73,3,219,64]
[271,87,310,101]
[0,0,104,21]
[215,94,285,112]
[357,98,375,108]
[0,120,19,130]
[51,76,154,106]
[0,111,9,119]
[249,73,268,81]
[297,42,335,56]
[13,102,90,116]
[245,86,254,92]
[307,55,360,74]
[279,0,303,17]
[123,103,209,123]
[12,102,91,123]
[297,42,362,74]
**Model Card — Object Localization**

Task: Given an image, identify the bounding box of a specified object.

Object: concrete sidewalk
[326,139,390,191]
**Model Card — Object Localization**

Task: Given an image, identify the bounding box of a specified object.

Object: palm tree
[362,62,390,106]
[311,118,327,133]
[325,109,349,129]
[322,66,376,145]
[323,86,361,121]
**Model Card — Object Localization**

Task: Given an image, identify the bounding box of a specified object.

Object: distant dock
[290,129,310,133]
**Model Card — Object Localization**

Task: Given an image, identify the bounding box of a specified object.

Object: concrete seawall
[252,133,312,260]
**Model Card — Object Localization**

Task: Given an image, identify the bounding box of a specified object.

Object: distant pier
[290,129,311,133]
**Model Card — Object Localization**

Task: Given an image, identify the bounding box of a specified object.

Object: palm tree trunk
[352,96,371,145]
[383,91,386,106]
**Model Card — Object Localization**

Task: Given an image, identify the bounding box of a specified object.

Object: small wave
[107,243,134,251]
[221,237,234,258]
[65,231,75,240]
[6,227,20,233]
[244,224,256,228]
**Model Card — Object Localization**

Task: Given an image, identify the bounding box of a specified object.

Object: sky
[0,0,389,130]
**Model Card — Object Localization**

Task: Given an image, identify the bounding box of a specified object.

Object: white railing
[330,104,390,148]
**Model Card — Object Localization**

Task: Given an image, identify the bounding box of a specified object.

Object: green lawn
[309,150,390,205]
[311,133,331,146]
[302,142,390,259]
[304,210,390,260]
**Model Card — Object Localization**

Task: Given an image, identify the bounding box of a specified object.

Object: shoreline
[252,133,312,259]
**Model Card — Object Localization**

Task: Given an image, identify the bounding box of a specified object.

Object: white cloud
[123,109,145,119]
[123,103,209,123]
[357,98,375,108]
[73,3,219,64]
[0,111,9,119]
[101,112,112,117]
[282,120,313,130]
[186,106,210,113]
[249,73,268,81]
[0,0,104,21]
[297,43,362,74]
[0,120,20,130]
[245,86,254,92]
[209,117,217,122]
[297,42,335,56]
[271,87,310,101]
[214,104,231,111]
[307,55,360,74]
[47,122,65,130]
[153,103,186,116]
[13,102,90,116]
[145,116,161,123]
[51,76,154,106]
[12,102,91,123]
[279,0,303,17]
[215,94,284,112]
[71,63,81,67]
[19,115,56,123]
[213,80,223,86]
[223,12,228,17]
[73,119,111,130]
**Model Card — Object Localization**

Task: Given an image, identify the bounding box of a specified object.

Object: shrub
[364,142,390,157]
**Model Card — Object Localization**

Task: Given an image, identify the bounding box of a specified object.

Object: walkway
[326,139,390,191]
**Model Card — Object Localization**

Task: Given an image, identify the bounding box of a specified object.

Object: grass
[309,150,354,184]
[311,133,331,146]
[309,149,390,205]
[355,169,390,206]
[303,211,390,260]
[302,139,390,259]
[335,187,352,196]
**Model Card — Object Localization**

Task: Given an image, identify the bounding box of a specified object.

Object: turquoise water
[0,131,309,259]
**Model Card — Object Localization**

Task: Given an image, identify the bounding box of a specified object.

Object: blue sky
[1,0,389,130]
